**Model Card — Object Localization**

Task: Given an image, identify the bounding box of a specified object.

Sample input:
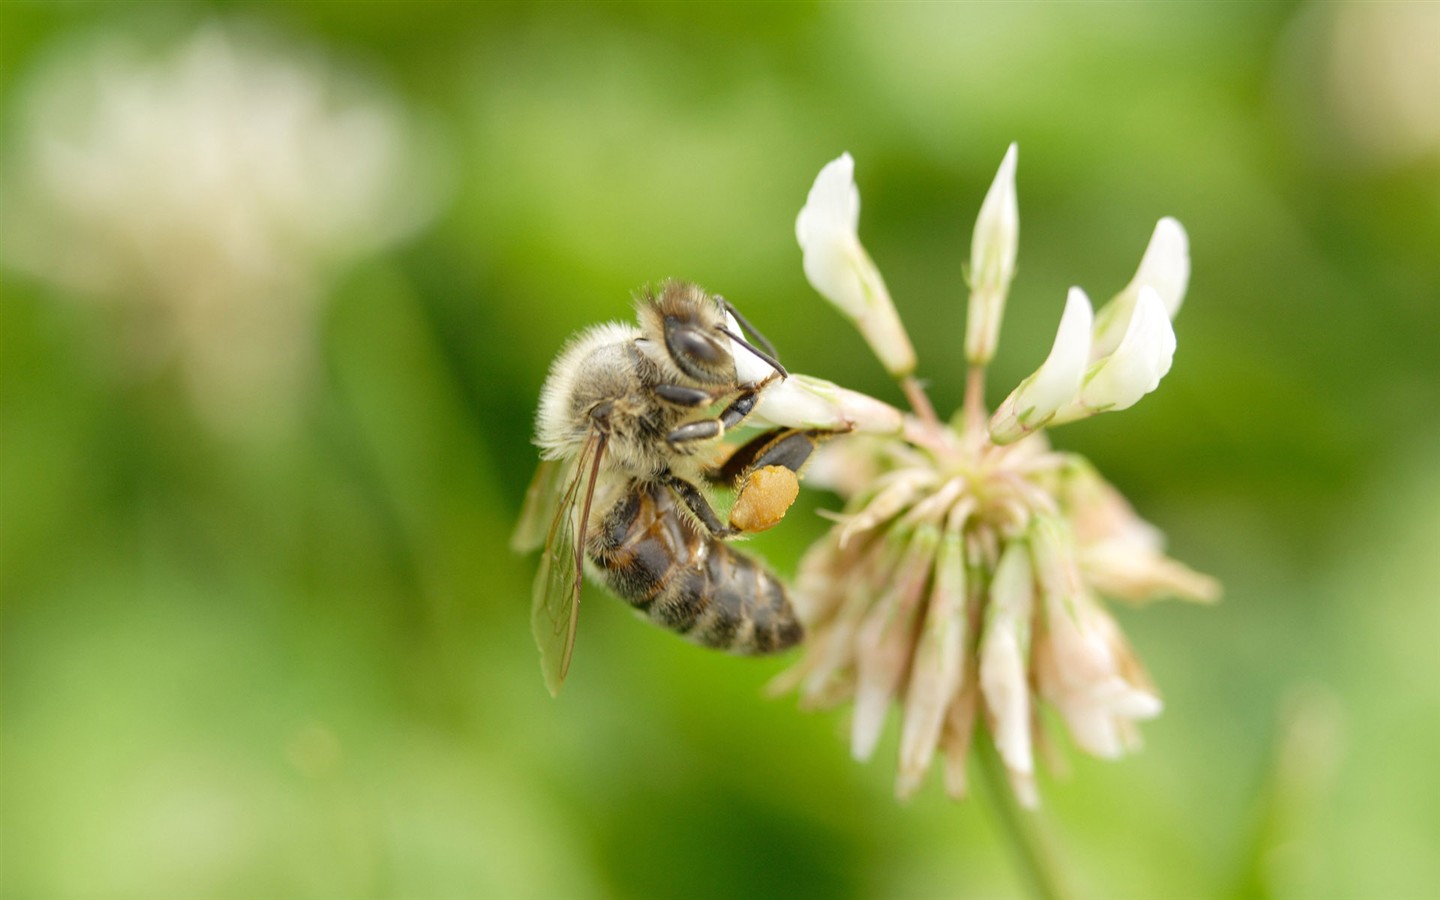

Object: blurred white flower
[796,153,917,378]
[1282,0,1440,170]
[1,22,442,434]
[965,143,1019,366]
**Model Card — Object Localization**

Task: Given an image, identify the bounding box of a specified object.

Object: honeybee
[512,281,831,695]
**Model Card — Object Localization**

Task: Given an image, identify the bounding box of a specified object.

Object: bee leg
[661,473,737,538]
[712,428,836,487]
[654,384,723,408]
[666,418,724,448]
[717,384,767,429]
[718,428,847,534]
[663,375,778,450]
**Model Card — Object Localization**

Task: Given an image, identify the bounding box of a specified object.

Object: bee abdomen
[588,484,802,655]
[685,543,803,655]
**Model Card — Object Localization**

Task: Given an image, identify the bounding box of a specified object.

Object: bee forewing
[512,458,569,553]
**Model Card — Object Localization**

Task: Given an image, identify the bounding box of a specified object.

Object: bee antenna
[717,298,780,359]
[718,326,788,379]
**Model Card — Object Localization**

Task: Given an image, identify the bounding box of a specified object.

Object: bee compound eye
[666,320,730,373]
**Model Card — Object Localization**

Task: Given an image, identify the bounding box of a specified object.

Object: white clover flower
[753,374,905,436]
[775,146,1216,807]
[796,154,917,378]
[1,22,441,435]
[990,215,1189,443]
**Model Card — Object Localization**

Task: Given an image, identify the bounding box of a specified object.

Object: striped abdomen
[587,480,802,654]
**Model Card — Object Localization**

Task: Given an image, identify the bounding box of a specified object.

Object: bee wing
[511,458,570,553]
[531,431,608,696]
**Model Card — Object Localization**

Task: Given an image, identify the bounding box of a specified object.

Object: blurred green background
[2,2,1438,898]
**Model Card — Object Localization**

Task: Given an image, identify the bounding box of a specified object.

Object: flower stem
[975,738,1073,900]
[961,365,984,434]
[900,373,941,433]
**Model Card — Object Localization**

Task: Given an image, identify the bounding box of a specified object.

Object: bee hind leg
[713,428,845,533]
[711,428,836,487]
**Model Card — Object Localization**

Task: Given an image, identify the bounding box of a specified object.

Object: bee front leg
[663,376,777,451]
[664,371,783,446]
[654,384,723,408]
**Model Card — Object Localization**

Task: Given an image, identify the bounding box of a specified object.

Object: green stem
[975,738,1073,900]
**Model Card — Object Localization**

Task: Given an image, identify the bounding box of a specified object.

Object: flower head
[777,149,1216,805]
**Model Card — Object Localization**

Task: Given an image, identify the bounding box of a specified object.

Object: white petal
[965,143,1019,366]
[941,681,979,800]
[795,154,916,375]
[981,628,1031,773]
[851,531,937,760]
[1025,288,1094,412]
[753,373,904,434]
[1034,589,1162,760]
[969,142,1019,293]
[896,529,967,797]
[1048,286,1175,426]
[851,680,892,763]
[979,542,1034,777]
[796,153,859,246]
[988,287,1092,444]
[1078,286,1175,412]
[753,376,836,429]
[725,312,775,386]
[796,154,865,318]
[1082,539,1222,605]
[1136,217,1190,318]
[1091,217,1189,359]
[800,233,866,320]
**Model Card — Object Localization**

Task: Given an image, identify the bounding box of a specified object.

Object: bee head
[636,281,736,384]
